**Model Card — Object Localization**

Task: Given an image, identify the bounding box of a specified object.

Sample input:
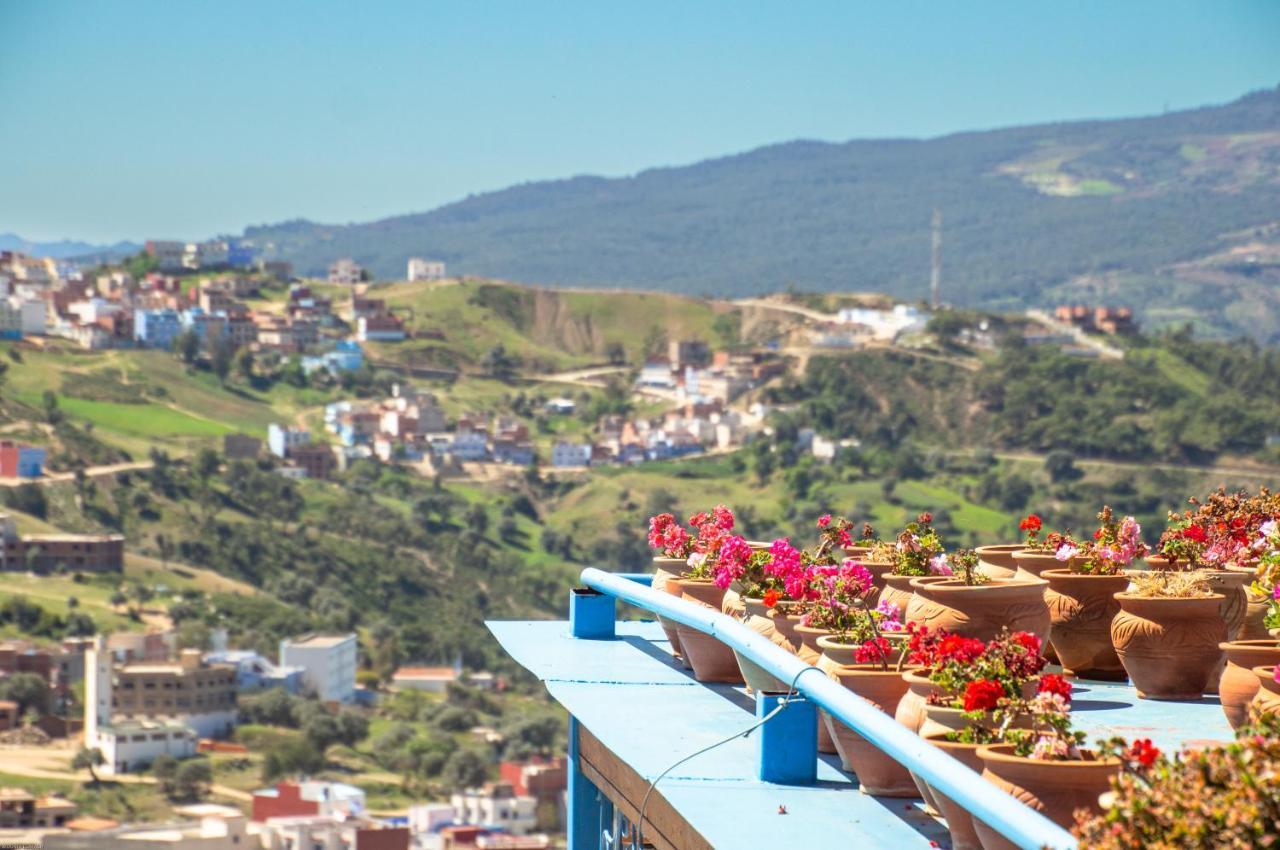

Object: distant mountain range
[0,233,141,262]
[236,86,1280,338]
[15,86,1280,340]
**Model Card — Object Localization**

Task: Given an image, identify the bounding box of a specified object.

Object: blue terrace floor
[489,619,1235,850]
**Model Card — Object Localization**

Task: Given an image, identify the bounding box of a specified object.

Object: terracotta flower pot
[817,634,905,670]
[791,622,838,754]
[670,579,744,684]
[894,668,944,812]
[824,665,917,796]
[1251,665,1280,717]
[908,578,1051,645]
[1011,549,1075,579]
[1241,583,1273,642]
[879,572,918,622]
[734,597,789,693]
[1111,593,1226,699]
[1042,569,1128,680]
[1204,570,1251,692]
[652,558,689,664]
[974,544,1023,580]
[1218,641,1280,728]
[894,668,943,734]
[903,576,952,626]
[921,734,984,850]
[844,545,872,559]
[769,610,802,654]
[973,745,1119,850]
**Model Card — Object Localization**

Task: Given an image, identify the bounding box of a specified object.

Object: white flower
[1055,543,1079,561]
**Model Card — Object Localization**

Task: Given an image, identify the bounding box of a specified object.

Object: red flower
[762,589,780,608]
[854,637,892,664]
[1011,631,1042,656]
[817,514,832,528]
[962,679,1004,712]
[1019,514,1043,533]
[918,512,933,524]
[937,634,985,664]
[1125,738,1160,768]
[1037,673,1072,702]
[1181,524,1208,543]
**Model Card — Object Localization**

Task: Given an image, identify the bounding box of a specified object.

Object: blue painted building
[302,339,365,375]
[0,442,46,478]
[134,308,183,350]
[268,423,311,458]
[227,240,256,269]
[204,649,304,693]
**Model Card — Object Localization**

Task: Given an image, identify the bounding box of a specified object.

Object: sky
[2,1,1278,244]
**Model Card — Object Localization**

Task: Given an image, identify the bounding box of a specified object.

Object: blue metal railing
[576,567,1078,850]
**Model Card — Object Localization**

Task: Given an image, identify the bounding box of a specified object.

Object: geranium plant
[1066,505,1148,575]
[646,506,742,581]
[1158,486,1280,569]
[930,548,989,584]
[890,512,945,577]
[1074,713,1280,847]
[910,626,1047,727]
[1017,513,1076,555]
[1249,519,1280,630]
[804,560,904,666]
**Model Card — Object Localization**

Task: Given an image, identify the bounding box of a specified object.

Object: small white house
[279,633,358,703]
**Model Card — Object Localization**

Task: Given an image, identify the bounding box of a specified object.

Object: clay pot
[1204,570,1251,692]
[824,665,917,796]
[1241,583,1273,642]
[894,668,944,811]
[1011,549,1075,580]
[973,745,1119,850]
[908,578,1052,645]
[844,545,872,559]
[1218,641,1280,728]
[652,558,689,664]
[903,576,952,625]
[1252,665,1280,717]
[894,669,943,734]
[879,572,918,622]
[817,634,905,670]
[670,579,743,684]
[974,544,1023,580]
[921,734,984,850]
[1111,593,1226,699]
[1042,569,1128,680]
[790,622,838,754]
[734,597,789,693]
[770,611,803,654]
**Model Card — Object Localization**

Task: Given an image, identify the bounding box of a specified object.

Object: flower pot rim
[921,732,984,751]
[1220,639,1279,652]
[830,664,910,681]
[1040,568,1131,581]
[901,668,936,686]
[1114,591,1225,603]
[652,556,687,565]
[1250,664,1278,682]
[671,577,718,586]
[976,543,1026,553]
[976,743,1119,769]
[793,622,831,636]
[1012,549,1062,560]
[910,576,1048,593]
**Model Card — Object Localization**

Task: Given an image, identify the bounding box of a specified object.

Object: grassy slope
[374,278,726,371]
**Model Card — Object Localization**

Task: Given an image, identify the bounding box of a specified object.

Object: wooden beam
[577,723,714,850]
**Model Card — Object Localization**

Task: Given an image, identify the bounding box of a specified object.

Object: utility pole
[930,208,941,310]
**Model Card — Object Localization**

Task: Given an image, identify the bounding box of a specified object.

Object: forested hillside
[242,87,1280,338]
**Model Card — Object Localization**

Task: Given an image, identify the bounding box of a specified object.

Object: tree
[173,759,213,801]
[4,484,48,519]
[234,347,255,382]
[152,753,179,796]
[42,390,62,424]
[211,338,236,384]
[72,747,106,785]
[172,329,200,365]
[1044,450,1080,483]
[0,672,51,716]
[480,345,516,380]
[193,448,221,481]
[605,342,627,366]
[64,611,96,637]
[464,504,490,536]
[441,747,491,792]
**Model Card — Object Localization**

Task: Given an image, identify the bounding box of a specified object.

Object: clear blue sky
[2,1,1277,243]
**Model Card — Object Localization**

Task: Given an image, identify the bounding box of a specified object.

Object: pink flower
[713,535,752,589]
[817,514,832,528]
[712,504,735,531]
[928,553,952,576]
[1055,542,1079,561]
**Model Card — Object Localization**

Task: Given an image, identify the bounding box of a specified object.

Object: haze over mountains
[19,86,1280,339]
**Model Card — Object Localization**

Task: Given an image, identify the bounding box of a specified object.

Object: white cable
[631,664,824,849]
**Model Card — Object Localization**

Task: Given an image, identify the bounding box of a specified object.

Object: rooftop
[283,633,355,649]
[489,618,1233,850]
[392,665,458,680]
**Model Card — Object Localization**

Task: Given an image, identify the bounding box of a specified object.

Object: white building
[67,298,122,325]
[448,431,488,461]
[183,240,229,270]
[636,362,675,389]
[836,303,931,340]
[147,240,187,272]
[407,257,446,282]
[451,784,538,835]
[390,663,459,694]
[84,637,196,775]
[43,804,248,850]
[329,258,364,285]
[279,633,358,703]
[550,442,592,468]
